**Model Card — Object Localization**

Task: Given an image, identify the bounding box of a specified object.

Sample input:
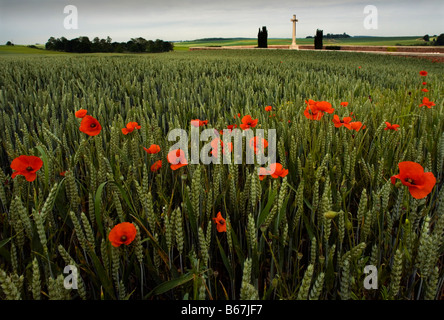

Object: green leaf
[146,273,194,298]
[216,236,234,280]
[0,236,12,249]
[88,250,116,299]
[257,188,277,228]
[94,181,108,237]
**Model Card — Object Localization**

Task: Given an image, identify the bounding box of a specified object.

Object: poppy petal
[408,172,436,199]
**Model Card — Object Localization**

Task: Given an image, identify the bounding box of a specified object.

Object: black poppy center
[219,220,225,225]
[26,166,33,171]
[121,235,127,242]
[90,123,96,128]
[406,178,415,185]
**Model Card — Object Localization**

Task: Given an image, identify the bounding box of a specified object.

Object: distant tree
[6,41,14,46]
[423,34,430,42]
[314,29,323,49]
[92,37,101,52]
[45,37,56,50]
[78,36,92,53]
[44,36,173,53]
[324,33,350,39]
[434,33,444,46]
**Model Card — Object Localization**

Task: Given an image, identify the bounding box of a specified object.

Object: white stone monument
[290,14,299,50]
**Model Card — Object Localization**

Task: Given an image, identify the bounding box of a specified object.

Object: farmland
[173,36,430,50]
[0,49,443,300]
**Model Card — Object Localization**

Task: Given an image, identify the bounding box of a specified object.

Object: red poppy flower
[240,115,258,130]
[340,102,349,107]
[332,115,352,129]
[212,212,227,233]
[144,144,161,154]
[419,70,428,76]
[390,161,436,199]
[249,137,268,154]
[122,122,141,135]
[10,155,43,182]
[385,122,400,131]
[60,171,66,177]
[258,167,268,181]
[422,82,427,85]
[238,113,241,118]
[419,97,435,108]
[265,106,272,112]
[349,121,366,132]
[151,160,162,172]
[227,124,237,131]
[303,102,324,121]
[315,101,335,114]
[108,222,137,247]
[268,163,289,178]
[79,115,102,136]
[167,149,188,170]
[421,88,429,92]
[221,124,238,135]
[75,109,87,118]
[191,119,208,127]
[358,66,361,69]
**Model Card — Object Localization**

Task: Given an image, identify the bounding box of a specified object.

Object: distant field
[0,45,67,55]
[173,36,431,50]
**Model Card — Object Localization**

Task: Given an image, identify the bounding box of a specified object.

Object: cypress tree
[315,29,323,49]
[257,26,268,48]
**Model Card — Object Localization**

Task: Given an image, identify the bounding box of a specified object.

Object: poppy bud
[319,256,325,265]
[395,181,402,188]
[297,252,303,260]
[324,211,339,219]
[346,220,353,230]
[405,219,410,225]
[272,278,279,288]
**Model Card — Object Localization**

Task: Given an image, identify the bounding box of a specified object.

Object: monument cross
[290,14,299,50]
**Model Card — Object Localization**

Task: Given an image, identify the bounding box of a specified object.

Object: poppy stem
[140,262,144,298]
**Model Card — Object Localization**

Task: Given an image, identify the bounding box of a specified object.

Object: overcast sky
[0,0,443,44]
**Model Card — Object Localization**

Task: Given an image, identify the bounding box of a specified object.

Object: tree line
[45,36,174,53]
[306,32,350,39]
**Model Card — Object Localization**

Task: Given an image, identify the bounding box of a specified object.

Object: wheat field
[0,50,443,300]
